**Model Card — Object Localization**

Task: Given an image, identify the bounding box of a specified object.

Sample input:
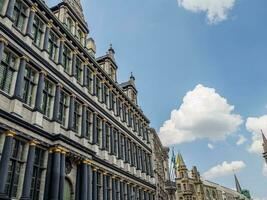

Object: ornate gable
[63,0,85,20]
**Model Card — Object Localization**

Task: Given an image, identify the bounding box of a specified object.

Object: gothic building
[0,0,157,199]
[174,153,250,200]
[262,132,267,164]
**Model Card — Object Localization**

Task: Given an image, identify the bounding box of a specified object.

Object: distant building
[262,132,267,164]
[174,153,251,200]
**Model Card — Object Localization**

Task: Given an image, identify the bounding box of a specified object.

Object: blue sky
[48,0,267,198]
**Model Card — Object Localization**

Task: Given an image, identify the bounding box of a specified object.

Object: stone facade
[151,128,170,200]
[0,0,160,199]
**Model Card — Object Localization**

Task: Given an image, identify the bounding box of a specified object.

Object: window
[41,79,54,117]
[23,65,37,106]
[96,116,102,145]
[106,175,111,200]
[86,68,94,94]
[62,45,71,73]
[4,139,25,198]
[0,50,17,94]
[96,77,102,101]
[66,17,72,31]
[75,57,82,83]
[32,15,44,48]
[77,29,83,44]
[58,91,69,126]
[113,129,118,157]
[111,92,116,113]
[48,31,58,61]
[103,84,109,106]
[132,143,137,167]
[30,147,45,200]
[104,123,110,151]
[118,99,122,119]
[85,109,93,140]
[13,0,27,32]
[73,100,81,133]
[120,135,125,161]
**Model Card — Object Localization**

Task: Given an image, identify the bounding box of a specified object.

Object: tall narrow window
[73,100,81,133]
[4,139,25,198]
[111,92,116,114]
[41,79,54,118]
[30,147,45,200]
[32,15,44,48]
[58,91,69,126]
[75,57,82,83]
[113,129,118,157]
[106,175,111,200]
[86,109,93,140]
[105,123,110,151]
[95,77,102,101]
[121,135,125,161]
[77,29,83,44]
[96,117,102,145]
[48,31,58,61]
[0,50,17,94]
[62,45,71,73]
[103,84,109,106]
[66,17,72,31]
[13,0,27,32]
[23,65,37,107]
[86,68,93,94]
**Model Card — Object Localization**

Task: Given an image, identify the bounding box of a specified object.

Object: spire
[107,44,115,60]
[176,153,186,167]
[261,130,267,153]
[130,72,135,82]
[234,174,242,193]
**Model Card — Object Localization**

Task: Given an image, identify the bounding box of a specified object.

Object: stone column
[49,148,61,200]
[43,149,53,200]
[112,176,116,200]
[43,21,53,52]
[34,71,46,112]
[101,119,106,150]
[81,104,87,138]
[52,83,62,122]
[5,0,15,20]
[58,38,65,65]
[92,167,98,199]
[80,160,89,200]
[26,4,38,37]
[20,140,39,200]
[103,173,107,200]
[71,50,77,77]
[92,112,97,144]
[59,150,66,200]
[68,94,75,130]
[83,61,88,87]
[0,36,8,61]
[88,164,93,200]
[0,130,16,194]
[110,125,114,155]
[14,56,29,100]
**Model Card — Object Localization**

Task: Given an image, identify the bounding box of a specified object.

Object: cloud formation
[246,115,267,154]
[208,143,214,149]
[177,0,236,24]
[202,161,246,179]
[159,84,243,146]
[236,134,247,146]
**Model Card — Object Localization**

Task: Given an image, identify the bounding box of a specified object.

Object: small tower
[176,153,188,179]
[192,166,205,200]
[234,174,242,193]
[262,131,267,164]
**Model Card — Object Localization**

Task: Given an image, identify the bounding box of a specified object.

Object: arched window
[66,17,72,31]
[77,29,83,43]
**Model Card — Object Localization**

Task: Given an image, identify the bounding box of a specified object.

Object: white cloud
[236,134,247,146]
[202,161,246,179]
[263,163,267,177]
[245,115,267,154]
[208,143,214,149]
[177,0,236,24]
[159,84,243,146]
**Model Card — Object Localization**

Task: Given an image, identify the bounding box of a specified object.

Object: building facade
[174,154,250,200]
[0,0,157,199]
[151,128,170,200]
